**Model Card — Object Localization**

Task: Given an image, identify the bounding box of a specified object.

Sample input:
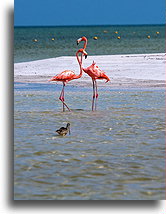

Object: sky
[14,0,165,26]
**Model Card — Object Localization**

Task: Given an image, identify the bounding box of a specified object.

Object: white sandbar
[14,53,166,88]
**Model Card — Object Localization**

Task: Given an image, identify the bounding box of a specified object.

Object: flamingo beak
[77,38,82,45]
[83,50,88,59]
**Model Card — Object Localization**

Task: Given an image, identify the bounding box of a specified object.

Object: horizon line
[14,23,165,28]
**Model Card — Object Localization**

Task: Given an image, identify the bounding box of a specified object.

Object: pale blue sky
[14,0,165,26]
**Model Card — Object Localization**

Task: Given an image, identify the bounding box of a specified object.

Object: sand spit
[14,53,166,88]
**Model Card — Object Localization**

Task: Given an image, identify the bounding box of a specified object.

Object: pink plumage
[83,61,110,82]
[49,70,77,84]
[49,48,87,111]
[77,36,110,111]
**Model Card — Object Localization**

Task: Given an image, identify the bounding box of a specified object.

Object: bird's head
[79,48,88,59]
[77,36,87,45]
[66,123,70,127]
[66,123,71,135]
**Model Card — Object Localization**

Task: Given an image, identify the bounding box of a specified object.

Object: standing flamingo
[77,37,110,111]
[49,48,88,111]
[83,62,110,111]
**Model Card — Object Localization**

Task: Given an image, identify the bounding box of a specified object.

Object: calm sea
[14,83,165,200]
[14,25,165,63]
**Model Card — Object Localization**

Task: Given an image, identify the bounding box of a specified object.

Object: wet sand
[14,53,166,88]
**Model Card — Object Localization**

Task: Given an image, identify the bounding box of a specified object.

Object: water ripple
[14,86,165,200]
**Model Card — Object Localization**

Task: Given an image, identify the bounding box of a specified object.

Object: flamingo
[77,37,110,111]
[49,48,88,111]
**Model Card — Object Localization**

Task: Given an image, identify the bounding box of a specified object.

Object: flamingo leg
[62,85,65,112]
[94,80,98,111]
[59,83,65,111]
[59,82,71,112]
[92,79,96,111]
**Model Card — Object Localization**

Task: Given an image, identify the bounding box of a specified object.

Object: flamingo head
[84,50,88,59]
[77,36,87,45]
[77,38,81,45]
[78,48,88,59]
[83,49,88,59]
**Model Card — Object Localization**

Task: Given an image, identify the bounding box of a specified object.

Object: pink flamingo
[77,37,110,111]
[49,48,88,112]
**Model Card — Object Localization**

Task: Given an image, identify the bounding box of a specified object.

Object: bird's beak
[77,38,82,45]
[85,55,87,59]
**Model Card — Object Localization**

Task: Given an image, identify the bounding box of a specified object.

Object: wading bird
[77,37,110,111]
[83,62,110,111]
[56,123,71,136]
[49,48,88,111]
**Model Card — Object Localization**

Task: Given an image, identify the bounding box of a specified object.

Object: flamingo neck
[75,50,83,79]
[83,37,88,50]
[83,38,87,50]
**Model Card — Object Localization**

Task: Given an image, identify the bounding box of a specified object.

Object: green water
[14,25,165,63]
[14,83,165,200]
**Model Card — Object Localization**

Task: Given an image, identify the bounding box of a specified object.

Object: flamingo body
[50,70,78,84]
[83,61,110,82]
[83,61,110,111]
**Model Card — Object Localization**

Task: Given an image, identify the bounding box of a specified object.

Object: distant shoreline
[14,53,166,88]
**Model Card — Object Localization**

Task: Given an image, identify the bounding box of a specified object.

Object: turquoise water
[14,83,165,200]
[14,25,165,63]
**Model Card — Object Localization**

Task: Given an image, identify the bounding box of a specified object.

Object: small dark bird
[56,123,71,136]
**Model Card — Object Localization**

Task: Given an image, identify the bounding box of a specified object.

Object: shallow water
[14,83,165,200]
